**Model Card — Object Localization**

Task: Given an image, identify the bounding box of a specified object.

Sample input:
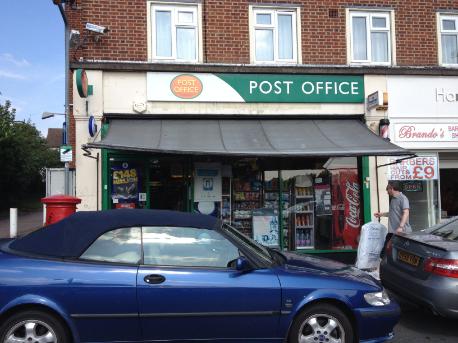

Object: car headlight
[364,290,391,306]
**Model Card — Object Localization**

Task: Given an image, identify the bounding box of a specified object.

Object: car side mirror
[235,256,252,271]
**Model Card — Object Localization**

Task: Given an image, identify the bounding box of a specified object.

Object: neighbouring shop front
[85,72,408,256]
[384,76,458,229]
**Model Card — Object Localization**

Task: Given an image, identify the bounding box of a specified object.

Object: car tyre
[288,303,354,343]
[0,310,70,343]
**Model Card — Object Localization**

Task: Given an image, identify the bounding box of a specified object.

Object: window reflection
[142,227,239,267]
[80,227,141,264]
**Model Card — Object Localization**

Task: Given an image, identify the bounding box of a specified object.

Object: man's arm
[374,212,388,218]
[397,208,410,233]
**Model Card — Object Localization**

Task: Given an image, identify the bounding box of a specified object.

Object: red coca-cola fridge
[331,170,361,249]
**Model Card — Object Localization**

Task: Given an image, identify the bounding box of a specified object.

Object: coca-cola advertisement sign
[345,180,360,230]
[331,170,361,249]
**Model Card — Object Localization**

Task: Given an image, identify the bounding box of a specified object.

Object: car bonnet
[279,251,380,288]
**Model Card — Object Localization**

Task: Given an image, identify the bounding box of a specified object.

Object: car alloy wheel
[0,311,69,343]
[298,313,345,343]
[288,304,353,343]
[4,320,57,343]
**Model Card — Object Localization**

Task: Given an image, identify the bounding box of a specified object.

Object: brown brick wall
[66,0,458,66]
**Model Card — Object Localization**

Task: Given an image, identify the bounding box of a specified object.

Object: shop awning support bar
[376,154,417,169]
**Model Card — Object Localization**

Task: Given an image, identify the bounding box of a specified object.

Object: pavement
[392,293,458,342]
[0,209,44,238]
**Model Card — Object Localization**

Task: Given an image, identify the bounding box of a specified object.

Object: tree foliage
[0,100,61,210]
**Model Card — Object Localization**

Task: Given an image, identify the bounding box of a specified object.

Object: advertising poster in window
[387,156,438,181]
[194,163,222,202]
[314,183,332,216]
[111,164,139,208]
[252,208,279,247]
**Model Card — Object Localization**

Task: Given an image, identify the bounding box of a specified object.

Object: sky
[0,1,65,137]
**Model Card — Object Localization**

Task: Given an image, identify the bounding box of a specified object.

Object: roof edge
[70,61,458,76]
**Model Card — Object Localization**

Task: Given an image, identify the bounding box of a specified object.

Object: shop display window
[106,154,364,252]
[226,157,363,252]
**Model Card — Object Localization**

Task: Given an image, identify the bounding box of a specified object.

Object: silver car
[380,217,458,318]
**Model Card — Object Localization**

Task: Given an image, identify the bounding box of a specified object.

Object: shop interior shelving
[232,178,261,237]
[293,186,315,249]
[221,177,231,224]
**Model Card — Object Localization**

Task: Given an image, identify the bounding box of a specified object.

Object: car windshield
[431,217,458,240]
[222,223,275,265]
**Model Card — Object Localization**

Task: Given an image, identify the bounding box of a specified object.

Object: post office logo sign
[170,74,203,99]
[149,72,364,103]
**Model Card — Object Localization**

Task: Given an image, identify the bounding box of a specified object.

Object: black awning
[86,118,411,157]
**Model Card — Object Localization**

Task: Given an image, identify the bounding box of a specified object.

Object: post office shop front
[83,72,408,256]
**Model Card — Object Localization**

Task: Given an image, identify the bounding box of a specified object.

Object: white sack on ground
[356,221,388,270]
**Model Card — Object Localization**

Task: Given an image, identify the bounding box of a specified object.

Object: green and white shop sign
[147,72,364,103]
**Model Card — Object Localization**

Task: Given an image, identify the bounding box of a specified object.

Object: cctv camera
[69,30,80,48]
[85,23,108,34]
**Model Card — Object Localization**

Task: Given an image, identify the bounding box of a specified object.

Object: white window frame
[148,2,202,63]
[348,10,394,65]
[250,6,301,64]
[438,14,458,66]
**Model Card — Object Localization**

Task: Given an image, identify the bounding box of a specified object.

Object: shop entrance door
[440,169,458,218]
[149,158,189,212]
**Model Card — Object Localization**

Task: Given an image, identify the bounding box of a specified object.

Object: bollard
[10,208,17,238]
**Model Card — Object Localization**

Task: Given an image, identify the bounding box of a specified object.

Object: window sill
[149,59,202,64]
[349,62,393,67]
[439,63,458,68]
[251,61,299,66]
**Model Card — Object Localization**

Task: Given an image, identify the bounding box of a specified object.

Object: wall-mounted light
[379,118,390,141]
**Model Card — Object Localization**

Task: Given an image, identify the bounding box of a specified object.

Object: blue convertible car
[0,210,399,343]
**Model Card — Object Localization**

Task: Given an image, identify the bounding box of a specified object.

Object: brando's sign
[147,72,364,103]
[394,123,458,142]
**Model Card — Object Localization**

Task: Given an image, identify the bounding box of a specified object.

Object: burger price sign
[387,156,438,181]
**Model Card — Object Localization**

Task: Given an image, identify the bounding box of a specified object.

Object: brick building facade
[67,0,457,65]
[65,0,458,255]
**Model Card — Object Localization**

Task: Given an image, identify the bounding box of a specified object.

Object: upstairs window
[251,7,299,63]
[349,11,392,64]
[439,15,458,65]
[151,4,199,62]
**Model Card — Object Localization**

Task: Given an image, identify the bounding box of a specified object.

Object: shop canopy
[85,118,410,157]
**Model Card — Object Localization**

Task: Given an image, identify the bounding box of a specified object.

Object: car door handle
[144,274,166,284]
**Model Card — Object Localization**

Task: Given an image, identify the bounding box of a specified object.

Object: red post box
[41,195,82,226]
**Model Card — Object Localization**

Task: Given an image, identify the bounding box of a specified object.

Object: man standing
[374,181,411,257]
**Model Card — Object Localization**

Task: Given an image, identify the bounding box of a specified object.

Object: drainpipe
[54,1,70,195]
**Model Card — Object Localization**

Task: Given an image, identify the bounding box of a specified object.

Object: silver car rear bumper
[380,260,458,318]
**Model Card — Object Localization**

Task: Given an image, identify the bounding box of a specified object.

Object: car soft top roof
[9,209,219,259]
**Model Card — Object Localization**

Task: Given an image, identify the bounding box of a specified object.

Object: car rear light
[385,237,393,256]
[424,257,458,278]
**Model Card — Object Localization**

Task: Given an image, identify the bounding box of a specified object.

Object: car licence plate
[397,250,420,267]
